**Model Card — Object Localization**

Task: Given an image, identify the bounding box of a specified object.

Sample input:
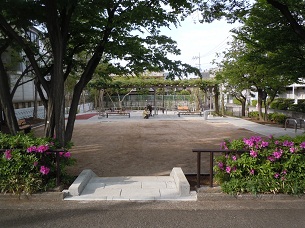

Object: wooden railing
[192,149,248,188]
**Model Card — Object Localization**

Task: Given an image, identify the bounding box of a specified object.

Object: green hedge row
[270,98,305,112]
[248,111,287,124]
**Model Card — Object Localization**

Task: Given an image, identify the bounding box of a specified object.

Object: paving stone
[142,181,167,189]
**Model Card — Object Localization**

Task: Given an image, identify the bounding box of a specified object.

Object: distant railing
[285,118,305,133]
[192,149,248,189]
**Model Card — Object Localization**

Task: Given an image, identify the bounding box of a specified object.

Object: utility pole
[192,53,201,72]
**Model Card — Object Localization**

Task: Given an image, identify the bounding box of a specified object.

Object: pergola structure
[89,77,220,115]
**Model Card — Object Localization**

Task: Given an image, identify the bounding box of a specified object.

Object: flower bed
[0,132,75,195]
[215,135,305,195]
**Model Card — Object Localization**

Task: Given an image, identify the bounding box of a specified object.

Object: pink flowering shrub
[0,132,75,195]
[214,135,305,195]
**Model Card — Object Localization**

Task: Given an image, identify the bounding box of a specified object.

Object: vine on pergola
[89,76,217,90]
[88,76,220,113]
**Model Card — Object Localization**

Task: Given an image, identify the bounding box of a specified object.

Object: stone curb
[68,169,97,196]
[170,167,190,196]
[1,190,304,202]
[0,192,64,201]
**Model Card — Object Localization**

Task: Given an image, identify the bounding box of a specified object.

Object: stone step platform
[63,168,197,201]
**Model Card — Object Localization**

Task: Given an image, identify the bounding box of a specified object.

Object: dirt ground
[33,118,260,178]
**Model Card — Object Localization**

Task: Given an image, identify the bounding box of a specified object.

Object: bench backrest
[18,119,27,126]
[177,106,189,111]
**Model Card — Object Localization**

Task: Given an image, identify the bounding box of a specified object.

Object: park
[1,1,305,227]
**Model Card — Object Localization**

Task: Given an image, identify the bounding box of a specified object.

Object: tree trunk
[221,94,225,116]
[214,85,219,115]
[257,88,264,121]
[33,78,38,119]
[0,59,19,134]
[264,100,268,121]
[241,99,246,117]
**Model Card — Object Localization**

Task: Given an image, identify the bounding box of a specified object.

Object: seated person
[143,108,150,119]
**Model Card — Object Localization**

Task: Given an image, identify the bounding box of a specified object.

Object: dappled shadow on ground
[44,120,260,179]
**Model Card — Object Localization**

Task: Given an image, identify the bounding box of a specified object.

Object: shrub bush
[251,100,257,107]
[0,132,75,195]
[270,98,294,110]
[215,135,305,195]
[248,111,259,119]
[267,113,287,124]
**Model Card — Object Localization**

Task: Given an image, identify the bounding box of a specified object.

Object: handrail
[285,118,298,133]
[192,149,248,189]
[0,148,65,186]
[203,110,215,120]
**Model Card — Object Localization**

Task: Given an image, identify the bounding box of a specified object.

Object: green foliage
[289,100,305,113]
[176,90,191,95]
[0,133,75,195]
[270,99,305,113]
[89,76,216,90]
[270,98,294,110]
[215,135,305,195]
[267,113,287,124]
[233,98,241,105]
[249,111,287,124]
[248,111,259,119]
[251,100,257,107]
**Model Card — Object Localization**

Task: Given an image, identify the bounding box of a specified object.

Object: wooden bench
[106,111,130,118]
[178,112,202,117]
[18,119,31,134]
[177,106,189,112]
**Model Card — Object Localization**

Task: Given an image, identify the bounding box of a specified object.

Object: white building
[278,80,305,103]
[2,27,42,109]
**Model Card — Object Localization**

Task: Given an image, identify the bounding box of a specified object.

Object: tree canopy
[0,0,201,146]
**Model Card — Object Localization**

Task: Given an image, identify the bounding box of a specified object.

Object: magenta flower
[273,149,282,159]
[40,166,50,175]
[250,150,258,158]
[64,152,71,158]
[220,141,228,150]
[250,169,255,175]
[218,162,224,170]
[274,173,280,179]
[290,147,296,153]
[300,142,305,149]
[33,161,38,166]
[36,145,49,153]
[232,155,237,161]
[261,141,269,148]
[243,138,254,147]
[4,150,12,160]
[226,166,231,174]
[283,140,294,147]
[281,170,287,175]
[268,156,275,162]
[27,146,37,153]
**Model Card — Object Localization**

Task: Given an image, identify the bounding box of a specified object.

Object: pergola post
[153,87,157,115]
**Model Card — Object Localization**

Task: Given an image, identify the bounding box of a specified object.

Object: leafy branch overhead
[89,76,216,90]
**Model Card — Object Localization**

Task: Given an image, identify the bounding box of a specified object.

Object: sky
[162,17,239,72]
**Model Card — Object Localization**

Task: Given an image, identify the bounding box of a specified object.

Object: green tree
[216,0,303,120]
[0,1,200,147]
